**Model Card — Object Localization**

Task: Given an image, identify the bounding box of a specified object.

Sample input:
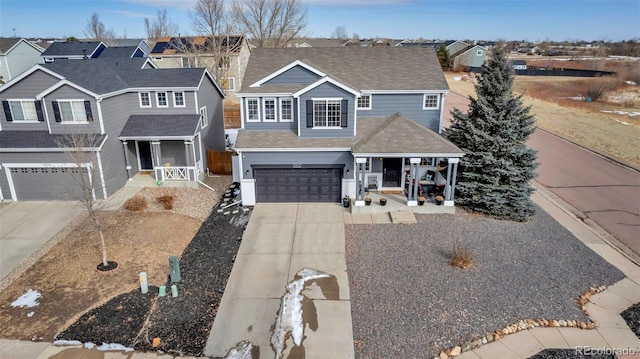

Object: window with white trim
[200,106,208,128]
[139,92,151,108]
[263,98,276,122]
[477,49,483,56]
[58,100,88,122]
[156,92,168,107]
[8,100,38,121]
[221,78,235,91]
[357,95,371,109]
[246,98,260,122]
[313,99,341,127]
[173,92,185,107]
[280,98,293,122]
[423,94,440,109]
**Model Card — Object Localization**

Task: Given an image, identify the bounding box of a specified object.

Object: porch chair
[367,175,378,191]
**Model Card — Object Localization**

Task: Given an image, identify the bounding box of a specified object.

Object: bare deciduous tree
[56,133,110,268]
[84,12,116,44]
[231,0,307,48]
[331,26,348,41]
[145,9,179,45]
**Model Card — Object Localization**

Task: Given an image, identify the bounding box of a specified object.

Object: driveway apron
[205,203,354,359]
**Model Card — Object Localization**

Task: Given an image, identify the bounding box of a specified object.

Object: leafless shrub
[124,196,148,211]
[156,189,177,210]
[450,241,473,269]
[587,77,618,102]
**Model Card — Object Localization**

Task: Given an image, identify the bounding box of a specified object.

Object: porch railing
[158,166,192,181]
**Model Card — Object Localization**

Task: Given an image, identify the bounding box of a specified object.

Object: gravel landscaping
[346,206,626,359]
[621,302,640,338]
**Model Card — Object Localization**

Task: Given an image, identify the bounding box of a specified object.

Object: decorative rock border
[435,285,608,358]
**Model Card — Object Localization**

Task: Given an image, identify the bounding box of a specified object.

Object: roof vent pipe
[82,48,87,59]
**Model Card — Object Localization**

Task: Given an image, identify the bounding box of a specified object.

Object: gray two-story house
[0,58,225,201]
[234,47,464,207]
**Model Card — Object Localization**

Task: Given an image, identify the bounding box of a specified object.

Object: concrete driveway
[0,201,83,280]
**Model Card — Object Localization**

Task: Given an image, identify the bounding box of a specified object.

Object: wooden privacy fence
[224,104,241,128]
[207,150,233,175]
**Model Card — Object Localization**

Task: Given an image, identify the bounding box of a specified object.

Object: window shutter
[35,100,44,122]
[52,101,61,122]
[341,99,348,128]
[2,101,12,121]
[84,101,93,121]
[306,100,313,128]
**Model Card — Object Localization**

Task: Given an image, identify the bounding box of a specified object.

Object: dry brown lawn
[445,72,640,166]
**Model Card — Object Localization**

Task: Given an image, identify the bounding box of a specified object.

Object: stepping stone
[390,210,417,224]
[217,209,224,213]
[232,210,239,214]
[223,211,230,216]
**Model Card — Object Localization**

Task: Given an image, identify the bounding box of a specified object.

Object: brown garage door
[254,167,342,203]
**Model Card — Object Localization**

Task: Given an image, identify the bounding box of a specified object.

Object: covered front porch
[119,114,205,183]
[349,190,456,214]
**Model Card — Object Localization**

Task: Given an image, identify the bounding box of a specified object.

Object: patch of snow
[11,289,41,308]
[453,76,462,81]
[27,312,34,317]
[602,110,640,117]
[223,340,254,359]
[626,80,637,86]
[271,268,334,359]
[84,342,95,349]
[53,340,83,346]
[568,96,586,101]
[616,120,630,125]
[96,343,134,352]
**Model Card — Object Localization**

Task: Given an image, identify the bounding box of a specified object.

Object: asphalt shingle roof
[0,38,21,54]
[241,47,448,92]
[41,58,207,95]
[97,46,137,58]
[0,131,106,149]
[41,41,103,57]
[150,36,245,54]
[234,113,463,156]
[119,114,201,138]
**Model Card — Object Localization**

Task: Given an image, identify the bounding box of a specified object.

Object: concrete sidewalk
[204,203,354,359]
[455,185,640,359]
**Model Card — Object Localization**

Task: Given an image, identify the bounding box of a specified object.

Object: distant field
[445,71,640,166]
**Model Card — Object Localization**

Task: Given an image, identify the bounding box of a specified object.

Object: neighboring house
[110,38,150,56]
[0,58,225,201]
[234,47,464,207]
[292,38,343,48]
[149,35,250,102]
[449,43,488,71]
[0,38,45,83]
[41,41,106,62]
[98,46,146,59]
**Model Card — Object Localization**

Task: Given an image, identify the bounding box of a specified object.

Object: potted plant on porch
[342,195,350,208]
[435,195,444,205]
[364,197,372,206]
[418,196,426,206]
[379,197,387,206]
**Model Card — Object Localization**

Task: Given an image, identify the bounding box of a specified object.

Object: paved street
[529,129,640,260]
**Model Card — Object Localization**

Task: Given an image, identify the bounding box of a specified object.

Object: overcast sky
[1,0,638,41]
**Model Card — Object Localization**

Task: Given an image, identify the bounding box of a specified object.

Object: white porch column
[184,140,194,180]
[355,157,367,206]
[121,141,132,180]
[445,158,460,206]
[150,141,162,180]
[408,157,420,206]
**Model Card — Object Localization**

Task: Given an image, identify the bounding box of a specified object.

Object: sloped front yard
[346,207,626,359]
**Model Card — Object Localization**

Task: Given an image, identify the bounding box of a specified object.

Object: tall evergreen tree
[445,46,538,221]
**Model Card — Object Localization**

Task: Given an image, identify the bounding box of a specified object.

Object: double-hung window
[357,95,371,110]
[139,92,151,108]
[156,92,168,107]
[7,100,38,121]
[57,100,88,123]
[423,94,440,109]
[173,92,185,107]
[246,98,260,122]
[280,98,293,122]
[313,99,341,127]
[263,98,276,122]
[200,106,208,128]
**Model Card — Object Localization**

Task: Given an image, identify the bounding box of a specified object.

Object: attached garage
[5,166,89,201]
[254,167,342,203]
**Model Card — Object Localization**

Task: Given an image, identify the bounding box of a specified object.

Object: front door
[382,158,402,187]
[138,141,153,170]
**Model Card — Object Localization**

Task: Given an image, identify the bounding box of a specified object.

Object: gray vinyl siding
[242,97,297,131]
[125,141,140,173]
[160,141,187,165]
[45,84,101,134]
[360,93,442,131]
[0,70,60,131]
[264,65,321,85]
[98,137,128,198]
[3,42,43,81]
[455,48,485,68]
[299,82,355,138]
[197,76,225,152]
[241,151,353,179]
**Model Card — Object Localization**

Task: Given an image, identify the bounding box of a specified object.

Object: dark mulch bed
[346,205,626,359]
[621,302,640,338]
[57,184,250,356]
[528,348,618,359]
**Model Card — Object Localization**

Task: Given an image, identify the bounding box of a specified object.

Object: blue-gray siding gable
[299,82,355,138]
[0,70,61,131]
[242,96,297,131]
[45,84,101,134]
[263,65,321,85]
